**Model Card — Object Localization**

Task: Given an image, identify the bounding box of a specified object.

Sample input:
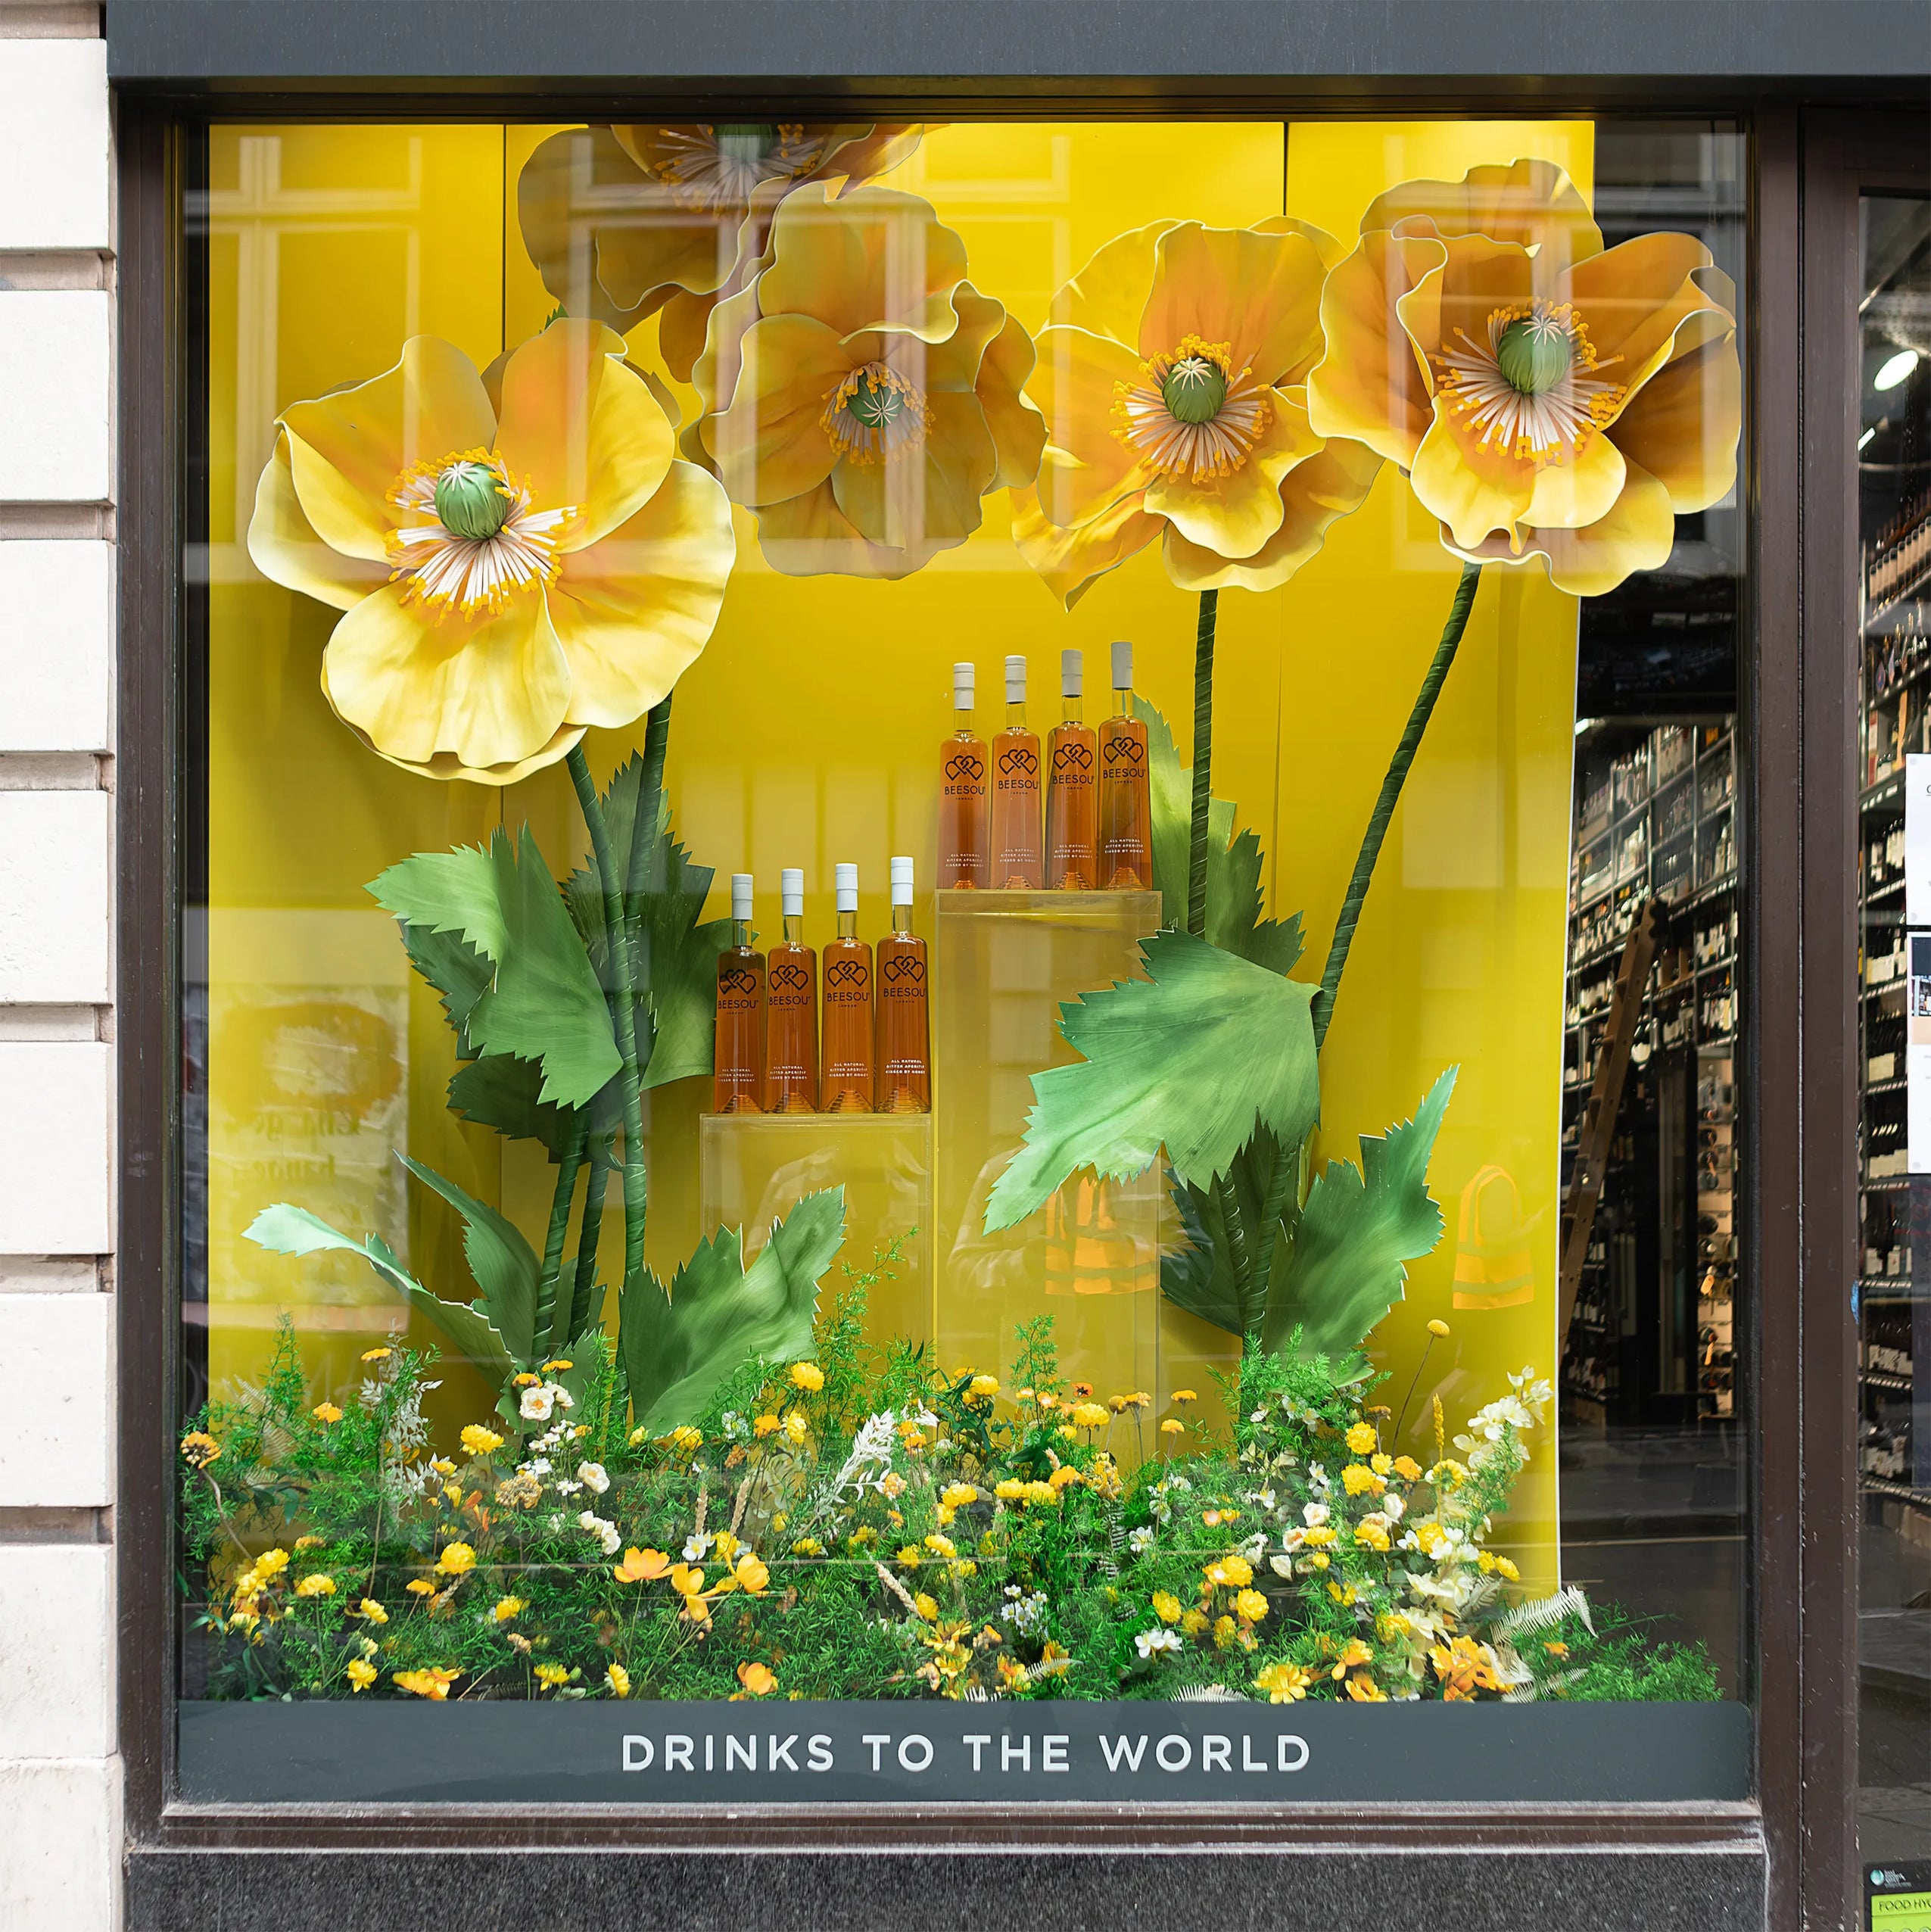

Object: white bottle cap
[834,862,858,914]
[730,873,754,921]
[890,854,915,901]
[1112,639,1133,690]
[954,662,975,709]
[1061,649,1082,699]
[1005,653,1026,703]
[780,867,804,916]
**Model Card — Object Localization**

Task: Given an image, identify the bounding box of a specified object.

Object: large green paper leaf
[619,1186,845,1436]
[1160,1128,1295,1338]
[565,753,731,1091]
[1260,1067,1458,1363]
[446,1052,609,1165]
[399,922,494,1053]
[370,824,620,1108]
[397,1155,539,1364]
[984,930,1319,1233]
[244,1202,515,1382]
[1137,696,1304,974]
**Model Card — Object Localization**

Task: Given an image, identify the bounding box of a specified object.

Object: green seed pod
[1162,354,1228,426]
[849,373,905,432]
[433,461,511,541]
[1496,317,1573,397]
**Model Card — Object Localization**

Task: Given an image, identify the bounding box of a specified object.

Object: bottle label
[996,745,1039,789]
[824,958,871,1005]
[881,954,926,994]
[768,961,812,1001]
[943,749,986,793]
[1101,731,1145,773]
[1052,740,1094,787]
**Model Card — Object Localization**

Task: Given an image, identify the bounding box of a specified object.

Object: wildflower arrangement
[182,1267,1714,1708]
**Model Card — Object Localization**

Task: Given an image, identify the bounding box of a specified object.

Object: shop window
[177,115,1751,1803]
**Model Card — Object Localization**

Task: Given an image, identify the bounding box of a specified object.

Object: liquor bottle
[1098,638,1151,889]
[712,871,765,1114]
[1045,647,1098,890]
[876,854,931,1114]
[764,866,818,1113]
[938,660,989,889]
[990,653,1043,888]
[820,862,874,1112]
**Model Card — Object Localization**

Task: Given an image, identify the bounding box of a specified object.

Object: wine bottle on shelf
[712,871,765,1114]
[876,854,931,1114]
[938,660,989,889]
[1045,647,1097,890]
[990,653,1043,889]
[764,865,818,1113]
[1099,638,1151,888]
[821,862,874,1112]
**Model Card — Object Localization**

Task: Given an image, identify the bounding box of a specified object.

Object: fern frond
[1491,1585,1594,1644]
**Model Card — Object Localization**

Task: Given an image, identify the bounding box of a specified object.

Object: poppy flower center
[649,122,829,213]
[1113,335,1269,482]
[1494,313,1574,397]
[821,361,933,463]
[432,460,512,541]
[1432,300,1626,469]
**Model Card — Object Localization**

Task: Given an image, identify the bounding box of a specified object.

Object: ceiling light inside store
[1875,347,1921,391]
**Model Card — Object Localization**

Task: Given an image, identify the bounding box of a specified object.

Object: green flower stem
[1187,589,1219,939]
[567,744,649,1304]
[1310,559,1481,1052]
[534,1118,588,1358]
[568,1152,612,1342]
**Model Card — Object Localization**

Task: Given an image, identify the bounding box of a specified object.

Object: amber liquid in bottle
[990,656,1043,889]
[764,873,818,1113]
[1099,645,1152,890]
[939,662,989,888]
[712,877,765,1113]
[1045,650,1097,890]
[876,858,930,1114]
[820,865,874,1112]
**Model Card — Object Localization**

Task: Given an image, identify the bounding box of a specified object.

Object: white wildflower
[578,1460,609,1494]
[1135,1627,1182,1659]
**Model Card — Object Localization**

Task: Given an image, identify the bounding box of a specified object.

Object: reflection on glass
[1858,191,1931,1870]
[178,117,1755,1805]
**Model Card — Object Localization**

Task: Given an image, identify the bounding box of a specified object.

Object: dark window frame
[110,83,1924,1932]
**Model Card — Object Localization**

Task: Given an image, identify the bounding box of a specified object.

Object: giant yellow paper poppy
[246,320,735,784]
[517,122,929,379]
[1012,218,1382,609]
[1306,159,1741,597]
[687,183,1046,579]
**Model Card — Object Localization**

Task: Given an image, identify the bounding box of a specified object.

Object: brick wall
[0,6,120,1928]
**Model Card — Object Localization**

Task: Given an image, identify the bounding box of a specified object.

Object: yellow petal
[1565,232,1727,395]
[513,127,660,332]
[1026,323,1149,529]
[917,283,1008,393]
[492,319,674,549]
[657,288,716,385]
[831,388,994,553]
[688,276,767,458]
[1607,328,1741,513]
[548,460,735,728]
[1411,400,1537,553]
[1143,387,1323,559]
[320,584,571,774]
[1447,453,1675,597]
[247,431,390,611]
[1049,220,1183,343]
[1139,223,1331,386]
[1011,481,1161,609]
[756,183,967,346]
[335,717,585,787]
[1363,158,1603,281]
[709,312,852,507]
[1306,229,1447,469]
[1162,433,1381,593]
[976,304,1047,491]
[752,478,923,580]
[282,337,497,562]
[1521,422,1627,533]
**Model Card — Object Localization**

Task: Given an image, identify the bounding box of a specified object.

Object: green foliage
[1260,1067,1456,1365]
[243,1201,516,1381]
[395,1155,539,1365]
[619,1186,846,1436]
[1135,694,1303,973]
[562,750,731,1091]
[369,824,621,1108]
[985,930,1319,1233]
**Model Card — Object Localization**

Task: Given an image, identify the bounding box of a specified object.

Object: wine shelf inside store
[1859,491,1929,1540]
[1562,716,1739,1432]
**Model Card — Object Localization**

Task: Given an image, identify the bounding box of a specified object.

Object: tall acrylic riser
[699,1114,934,1351]
[934,890,1165,1424]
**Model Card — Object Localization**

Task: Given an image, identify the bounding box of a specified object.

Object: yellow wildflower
[1544,1641,1569,1659]
[1393,1455,1423,1481]
[1160,1418,1185,1437]
[512,1372,541,1388]
[1328,1638,1374,1677]
[311,1401,344,1423]
[534,1662,571,1688]
[1341,1463,1384,1497]
[1023,1481,1059,1507]
[790,1361,825,1393]
[790,1537,824,1557]
[968,1374,1000,1399]
[1235,1588,1269,1624]
[783,1413,809,1447]
[294,1534,325,1550]
[360,1347,391,1363]
[1151,1591,1183,1625]
[1345,1423,1378,1456]
[1256,1661,1311,1703]
[180,1431,221,1467]
[460,1424,504,1457]
[255,1547,290,1575]
[344,1658,377,1693]
[435,1542,476,1577]
[1494,1556,1520,1581]
[1370,1452,1394,1477]
[294,1574,336,1597]
[753,1413,782,1437]
[606,1663,631,1699]
[394,1666,460,1700]
[494,1596,525,1623]
[669,1426,703,1454]
[712,1531,740,1562]
[923,1534,957,1559]
[1206,1553,1254,1589]
[913,1593,940,1621]
[1048,1463,1082,1491]
[1345,1672,1388,1702]
[357,1597,388,1623]
[1170,1389,1198,1406]
[940,1483,978,1508]
[1427,1319,1450,1338]
[736,1660,777,1697]
[1211,1614,1239,1650]
[1180,1608,1210,1637]
[897,1545,923,1569]
[734,1555,770,1595]
[1070,1401,1109,1430]
[994,1479,1025,1501]
[406,1578,436,1597]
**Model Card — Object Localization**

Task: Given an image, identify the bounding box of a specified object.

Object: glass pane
[180,116,1751,1806]
[1858,189,1931,1881]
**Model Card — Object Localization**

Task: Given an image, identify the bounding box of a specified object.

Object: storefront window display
[178,116,1748,1802]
